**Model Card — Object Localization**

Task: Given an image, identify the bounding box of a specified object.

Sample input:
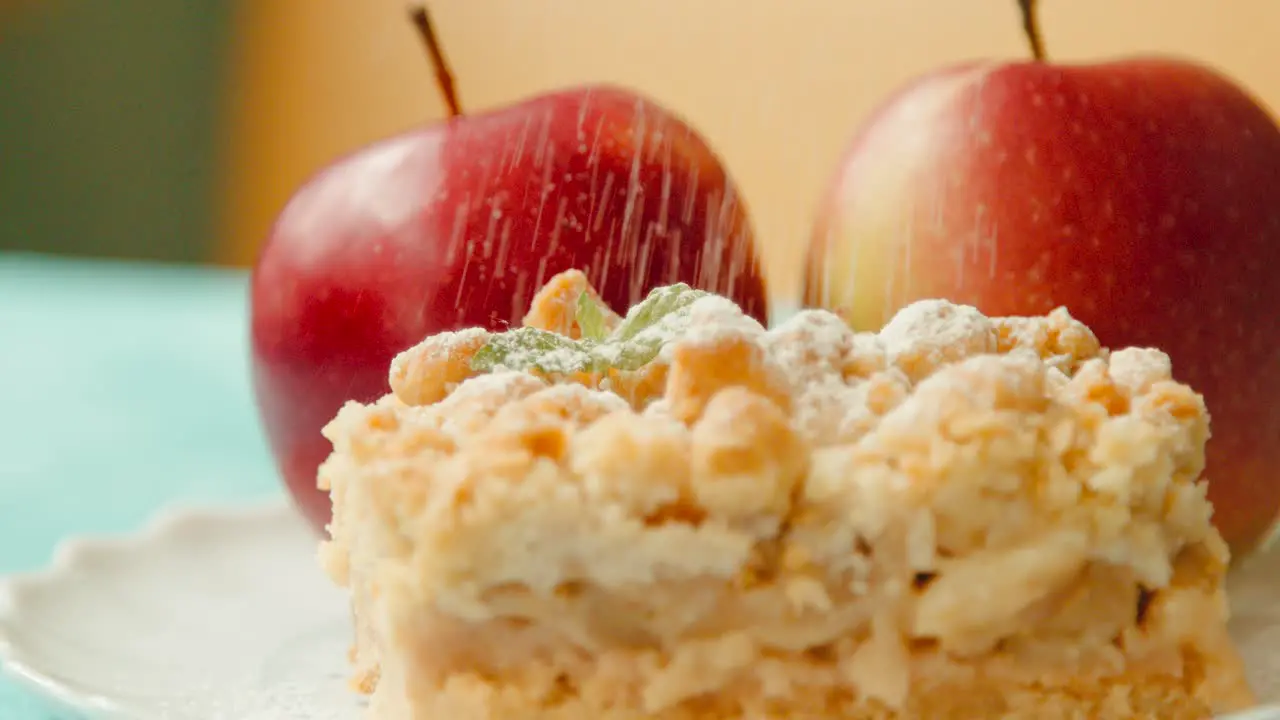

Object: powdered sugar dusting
[597,302,699,366]
[764,309,856,384]
[652,295,765,364]
[390,327,492,405]
[878,299,997,382]
[442,370,547,402]
[394,287,1120,451]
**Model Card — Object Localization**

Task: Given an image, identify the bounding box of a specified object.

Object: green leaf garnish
[469,327,602,375]
[574,291,610,342]
[470,283,712,375]
[613,283,709,342]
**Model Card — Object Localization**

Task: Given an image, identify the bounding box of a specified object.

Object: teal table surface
[0,253,283,717]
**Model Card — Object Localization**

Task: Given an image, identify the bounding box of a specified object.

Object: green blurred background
[0,2,234,264]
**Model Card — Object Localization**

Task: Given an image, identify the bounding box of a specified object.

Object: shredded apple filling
[319,270,1255,719]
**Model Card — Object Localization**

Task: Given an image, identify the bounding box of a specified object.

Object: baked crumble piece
[318,270,1256,719]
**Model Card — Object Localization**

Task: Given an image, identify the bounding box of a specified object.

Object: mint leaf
[597,284,710,370]
[575,292,611,342]
[612,284,708,342]
[471,283,712,377]
[470,327,601,375]
[594,338,664,372]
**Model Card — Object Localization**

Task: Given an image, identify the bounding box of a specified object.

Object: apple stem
[1017,0,1047,61]
[409,4,463,118]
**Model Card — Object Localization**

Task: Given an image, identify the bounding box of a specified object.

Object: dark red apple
[802,2,1280,555]
[250,10,768,532]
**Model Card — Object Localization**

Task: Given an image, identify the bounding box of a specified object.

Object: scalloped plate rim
[0,499,302,718]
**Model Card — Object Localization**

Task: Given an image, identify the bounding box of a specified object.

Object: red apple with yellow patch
[803,1,1280,555]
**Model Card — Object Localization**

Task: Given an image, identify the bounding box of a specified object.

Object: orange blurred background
[4,0,1279,303]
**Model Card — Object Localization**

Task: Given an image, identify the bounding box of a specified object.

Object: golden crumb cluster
[319,270,1255,719]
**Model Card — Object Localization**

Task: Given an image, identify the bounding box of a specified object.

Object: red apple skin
[252,84,768,533]
[804,58,1280,555]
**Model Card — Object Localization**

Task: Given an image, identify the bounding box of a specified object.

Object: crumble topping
[319,269,1255,718]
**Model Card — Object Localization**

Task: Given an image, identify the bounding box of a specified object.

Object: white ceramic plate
[0,502,362,719]
[1,502,1277,719]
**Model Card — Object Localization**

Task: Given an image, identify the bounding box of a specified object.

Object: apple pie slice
[318,270,1256,719]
